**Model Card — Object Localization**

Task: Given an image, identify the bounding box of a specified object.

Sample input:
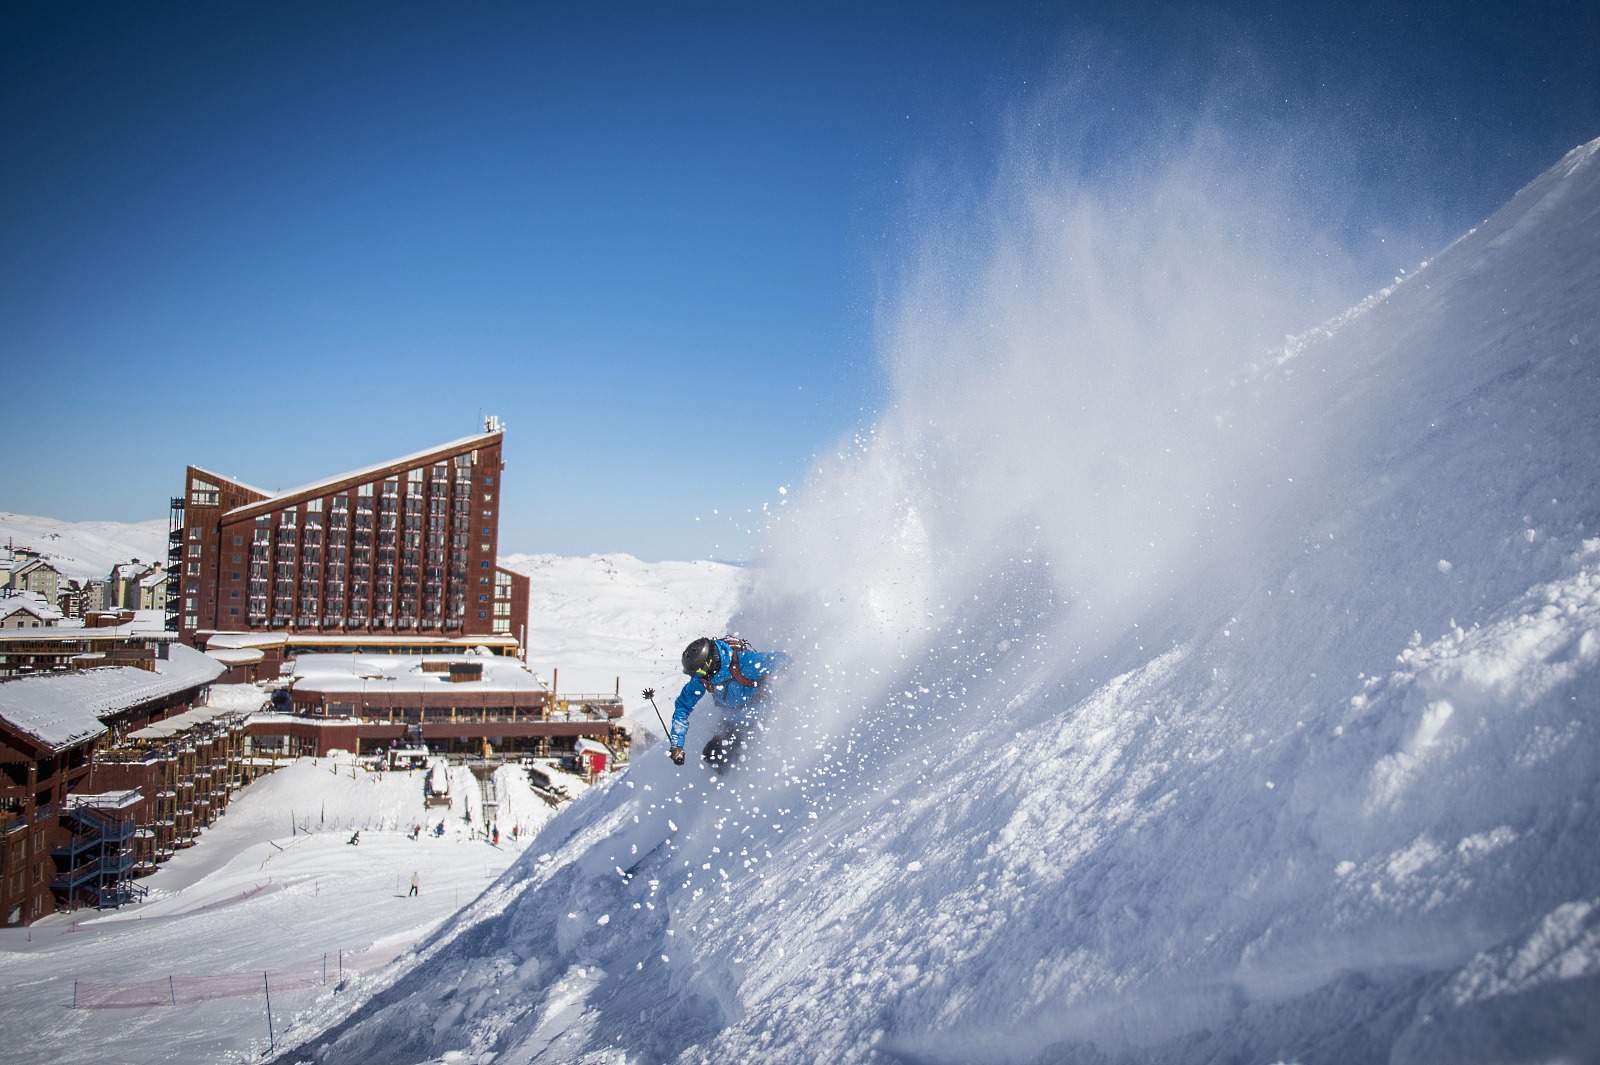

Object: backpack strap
[717,637,759,688]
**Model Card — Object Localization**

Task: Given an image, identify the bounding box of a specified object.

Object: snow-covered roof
[0,616,173,642]
[223,430,503,518]
[10,557,59,576]
[125,702,244,740]
[67,790,141,811]
[205,647,265,665]
[291,652,548,696]
[0,593,62,623]
[202,683,270,712]
[0,644,225,751]
[204,631,520,651]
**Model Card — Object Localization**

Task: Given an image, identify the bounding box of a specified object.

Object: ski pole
[641,688,670,739]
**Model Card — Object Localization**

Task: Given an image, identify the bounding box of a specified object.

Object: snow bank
[279,139,1600,1064]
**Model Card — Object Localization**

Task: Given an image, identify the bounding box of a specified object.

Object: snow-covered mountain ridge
[280,138,1600,1064]
[0,512,168,580]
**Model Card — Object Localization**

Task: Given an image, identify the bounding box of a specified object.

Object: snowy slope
[278,139,1600,1064]
[0,511,168,581]
[0,754,545,1065]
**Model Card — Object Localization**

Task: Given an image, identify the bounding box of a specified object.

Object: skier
[409,871,419,897]
[668,636,784,769]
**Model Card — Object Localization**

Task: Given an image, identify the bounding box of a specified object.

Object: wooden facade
[173,427,531,648]
[0,643,225,925]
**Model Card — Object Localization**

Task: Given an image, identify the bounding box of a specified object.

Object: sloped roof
[223,431,503,520]
[0,594,61,623]
[189,466,274,499]
[0,644,225,752]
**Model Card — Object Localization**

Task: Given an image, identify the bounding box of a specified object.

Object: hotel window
[190,479,220,506]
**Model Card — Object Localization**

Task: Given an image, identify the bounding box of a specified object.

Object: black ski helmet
[681,637,720,677]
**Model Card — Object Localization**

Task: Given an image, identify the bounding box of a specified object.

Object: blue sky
[3,1,1596,561]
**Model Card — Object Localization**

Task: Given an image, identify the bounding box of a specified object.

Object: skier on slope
[668,636,785,768]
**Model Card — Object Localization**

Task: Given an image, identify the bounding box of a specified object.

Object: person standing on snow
[668,636,784,768]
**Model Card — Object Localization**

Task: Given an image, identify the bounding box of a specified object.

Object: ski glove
[669,746,686,765]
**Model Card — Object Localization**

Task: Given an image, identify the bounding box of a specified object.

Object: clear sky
[3,0,1596,561]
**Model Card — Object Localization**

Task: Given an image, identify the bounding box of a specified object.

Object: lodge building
[248,652,626,761]
[170,422,530,649]
[0,639,229,925]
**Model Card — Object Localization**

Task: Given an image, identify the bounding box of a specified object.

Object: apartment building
[170,422,529,648]
[0,642,225,925]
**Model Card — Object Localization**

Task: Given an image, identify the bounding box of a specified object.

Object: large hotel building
[170,422,529,649]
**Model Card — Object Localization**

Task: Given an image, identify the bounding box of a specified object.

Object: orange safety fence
[72,945,406,1009]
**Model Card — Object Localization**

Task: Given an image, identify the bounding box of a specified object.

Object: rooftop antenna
[483,414,503,434]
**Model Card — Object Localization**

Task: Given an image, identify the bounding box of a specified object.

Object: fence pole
[264,971,274,1052]
[169,974,176,1005]
[73,980,77,1009]
[323,952,327,984]
[339,948,343,979]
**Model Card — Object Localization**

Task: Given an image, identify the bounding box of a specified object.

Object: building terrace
[246,651,626,762]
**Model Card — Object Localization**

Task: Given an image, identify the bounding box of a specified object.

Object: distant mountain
[0,512,168,581]
[499,552,748,723]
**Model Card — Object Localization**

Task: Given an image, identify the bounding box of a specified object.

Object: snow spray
[740,120,1360,770]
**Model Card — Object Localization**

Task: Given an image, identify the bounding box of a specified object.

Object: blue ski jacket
[670,639,785,749]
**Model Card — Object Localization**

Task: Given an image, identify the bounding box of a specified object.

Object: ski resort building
[200,630,522,685]
[0,642,227,925]
[244,652,628,763]
[0,627,173,679]
[169,421,530,650]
